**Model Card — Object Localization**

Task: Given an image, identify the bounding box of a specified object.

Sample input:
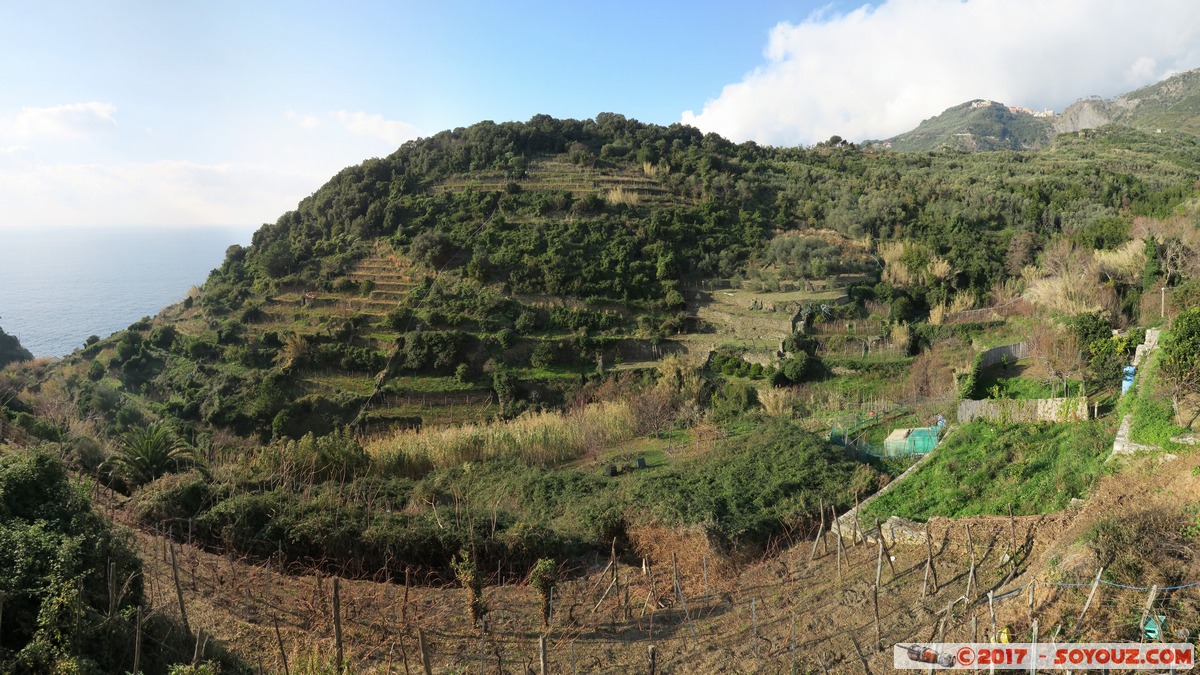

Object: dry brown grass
[367,400,639,473]
[928,302,947,325]
[758,388,798,417]
[605,187,641,206]
[641,161,669,178]
[1094,238,1146,282]
[1023,241,1103,315]
[947,292,976,315]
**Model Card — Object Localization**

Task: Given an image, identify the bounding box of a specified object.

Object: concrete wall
[978,342,1028,369]
[957,396,1088,424]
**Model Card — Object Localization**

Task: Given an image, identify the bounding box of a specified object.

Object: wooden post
[971,609,978,642]
[832,506,845,577]
[966,524,976,601]
[875,537,884,588]
[648,644,657,675]
[192,627,206,664]
[108,559,116,620]
[404,566,411,624]
[791,612,798,675]
[819,499,828,554]
[876,518,896,577]
[417,627,433,675]
[922,525,937,596]
[333,577,344,672]
[852,492,861,544]
[1074,567,1103,633]
[1008,504,1017,553]
[671,552,680,603]
[133,605,142,675]
[612,537,618,584]
[850,634,870,673]
[872,584,881,647]
[169,543,191,637]
[673,571,698,639]
[1031,619,1039,675]
[752,597,759,657]
[479,616,487,675]
[274,614,290,675]
[809,521,825,563]
[988,590,997,642]
[539,636,548,675]
[1139,585,1159,640]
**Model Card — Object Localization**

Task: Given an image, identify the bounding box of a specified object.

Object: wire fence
[77,488,1200,674]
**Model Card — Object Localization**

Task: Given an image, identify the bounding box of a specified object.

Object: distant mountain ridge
[873,68,1200,151]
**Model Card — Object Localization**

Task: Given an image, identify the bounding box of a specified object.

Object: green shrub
[710,380,757,422]
[631,419,877,548]
[0,451,144,673]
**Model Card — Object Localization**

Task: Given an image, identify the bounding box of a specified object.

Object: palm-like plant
[108,421,200,487]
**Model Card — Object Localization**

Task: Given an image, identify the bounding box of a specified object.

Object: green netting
[831,425,941,459]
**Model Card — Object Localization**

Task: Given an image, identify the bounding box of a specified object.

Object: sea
[0,226,255,358]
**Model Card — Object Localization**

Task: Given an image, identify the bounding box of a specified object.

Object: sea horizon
[0,225,256,358]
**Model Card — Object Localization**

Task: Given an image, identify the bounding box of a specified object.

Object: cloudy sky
[3,0,1199,229]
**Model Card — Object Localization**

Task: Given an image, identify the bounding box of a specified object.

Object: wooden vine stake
[132,605,142,675]
[831,505,846,577]
[1074,567,1103,633]
[333,576,344,672]
[819,499,828,554]
[966,524,976,601]
[809,519,825,563]
[1031,619,1039,674]
[875,536,884,588]
[1139,585,1159,641]
[273,614,290,675]
[872,583,881,648]
[873,517,896,577]
[169,543,191,638]
[921,526,937,597]
[417,627,433,675]
[988,590,997,643]
[1027,581,1035,624]
[852,491,861,544]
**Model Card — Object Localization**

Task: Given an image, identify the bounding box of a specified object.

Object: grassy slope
[863,420,1113,522]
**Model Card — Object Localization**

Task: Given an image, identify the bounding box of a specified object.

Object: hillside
[4,110,1200,670]
[875,99,1055,152]
[1058,68,1200,135]
[0,324,31,369]
[878,68,1200,151]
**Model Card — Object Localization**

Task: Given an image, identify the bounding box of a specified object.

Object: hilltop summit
[874,68,1200,151]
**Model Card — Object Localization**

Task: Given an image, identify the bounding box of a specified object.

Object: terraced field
[433,157,681,207]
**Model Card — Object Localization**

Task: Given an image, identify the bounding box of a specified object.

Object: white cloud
[333,110,420,145]
[285,110,321,131]
[3,102,117,140]
[0,160,323,228]
[682,0,1200,146]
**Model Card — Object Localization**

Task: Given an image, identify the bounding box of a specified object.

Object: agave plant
[108,421,201,487]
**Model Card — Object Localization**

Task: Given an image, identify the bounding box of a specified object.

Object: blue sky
[2,0,1199,229]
